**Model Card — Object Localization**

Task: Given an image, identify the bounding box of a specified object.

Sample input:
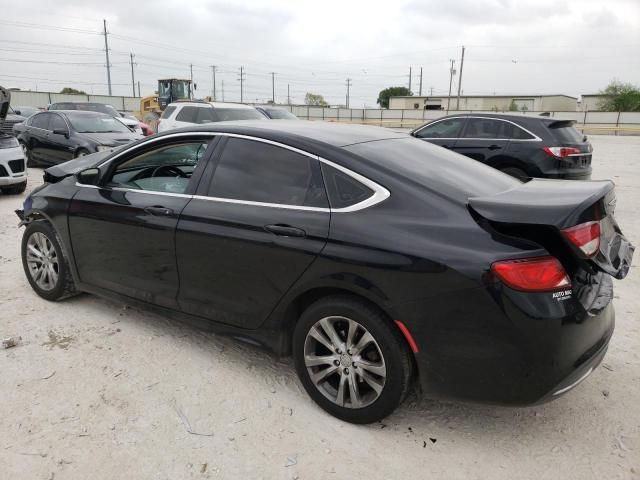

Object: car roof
[167,101,256,110]
[157,120,408,147]
[45,110,112,117]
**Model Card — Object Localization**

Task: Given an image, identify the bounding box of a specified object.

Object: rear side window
[30,113,51,130]
[549,123,584,144]
[321,164,373,209]
[160,106,177,119]
[415,118,465,139]
[462,118,504,138]
[506,123,535,140]
[208,138,328,208]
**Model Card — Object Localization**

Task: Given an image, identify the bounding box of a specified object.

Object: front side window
[415,118,465,139]
[208,138,327,208]
[49,114,67,132]
[108,141,209,194]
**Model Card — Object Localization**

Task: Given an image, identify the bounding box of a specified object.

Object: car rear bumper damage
[400,281,615,406]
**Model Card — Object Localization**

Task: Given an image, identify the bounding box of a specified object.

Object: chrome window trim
[414,115,542,142]
[552,367,593,396]
[92,131,390,213]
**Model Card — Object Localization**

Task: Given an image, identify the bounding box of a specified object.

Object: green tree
[598,80,640,112]
[60,87,87,95]
[508,99,519,111]
[304,92,328,106]
[377,86,412,109]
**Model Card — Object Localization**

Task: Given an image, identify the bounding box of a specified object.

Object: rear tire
[501,167,528,181]
[1,181,27,195]
[293,295,413,424]
[21,221,78,301]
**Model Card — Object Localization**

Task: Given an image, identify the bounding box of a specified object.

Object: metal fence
[284,106,640,135]
[7,90,640,134]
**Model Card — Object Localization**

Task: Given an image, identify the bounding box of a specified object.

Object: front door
[68,137,214,309]
[413,117,466,150]
[452,117,510,163]
[42,113,76,163]
[176,136,330,329]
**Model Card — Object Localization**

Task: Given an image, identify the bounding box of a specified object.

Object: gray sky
[1,0,639,106]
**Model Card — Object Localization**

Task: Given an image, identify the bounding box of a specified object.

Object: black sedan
[14,110,141,167]
[411,113,593,180]
[16,121,634,423]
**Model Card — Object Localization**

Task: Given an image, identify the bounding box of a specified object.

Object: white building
[389,94,577,112]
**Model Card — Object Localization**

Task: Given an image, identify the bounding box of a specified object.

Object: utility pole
[419,67,423,96]
[129,53,136,97]
[103,19,112,96]
[408,66,412,92]
[430,86,434,95]
[456,45,465,110]
[189,63,194,99]
[270,72,276,103]
[447,59,455,112]
[222,80,225,102]
[287,84,290,105]
[345,78,352,108]
[238,66,245,103]
[137,81,141,97]
[210,65,217,100]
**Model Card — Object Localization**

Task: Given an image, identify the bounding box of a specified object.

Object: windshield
[214,108,265,121]
[67,113,132,133]
[266,108,298,119]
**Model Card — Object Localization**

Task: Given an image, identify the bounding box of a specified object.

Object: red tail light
[561,221,600,257]
[543,146,582,158]
[491,256,571,292]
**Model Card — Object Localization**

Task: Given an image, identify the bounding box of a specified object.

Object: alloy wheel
[304,316,387,408]
[25,232,59,291]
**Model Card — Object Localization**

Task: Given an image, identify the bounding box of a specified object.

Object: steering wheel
[151,165,188,178]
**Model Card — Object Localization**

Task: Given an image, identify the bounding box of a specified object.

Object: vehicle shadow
[77,294,589,438]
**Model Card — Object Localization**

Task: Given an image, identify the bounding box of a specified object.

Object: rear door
[413,117,466,149]
[68,136,215,308]
[175,136,330,329]
[26,113,53,164]
[453,117,509,163]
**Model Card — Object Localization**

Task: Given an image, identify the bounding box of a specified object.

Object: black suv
[411,113,592,180]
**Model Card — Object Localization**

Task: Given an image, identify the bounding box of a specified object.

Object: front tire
[21,221,77,301]
[293,295,413,424]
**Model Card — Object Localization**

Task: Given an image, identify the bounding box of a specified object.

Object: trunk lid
[545,119,592,169]
[469,179,634,279]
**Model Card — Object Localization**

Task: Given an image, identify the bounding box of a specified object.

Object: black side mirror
[14,110,21,116]
[76,168,101,186]
[52,128,69,138]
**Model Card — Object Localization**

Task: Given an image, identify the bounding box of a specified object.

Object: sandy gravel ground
[0,136,638,480]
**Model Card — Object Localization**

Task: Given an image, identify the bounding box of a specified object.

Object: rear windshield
[266,109,298,119]
[345,138,519,203]
[214,108,265,121]
[161,106,177,119]
[548,122,584,144]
